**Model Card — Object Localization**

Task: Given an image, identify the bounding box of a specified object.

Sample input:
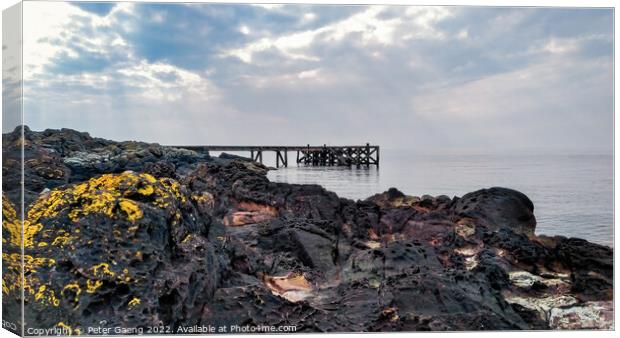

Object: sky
[3,1,614,153]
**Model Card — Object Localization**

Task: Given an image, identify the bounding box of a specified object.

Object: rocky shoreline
[2,126,613,333]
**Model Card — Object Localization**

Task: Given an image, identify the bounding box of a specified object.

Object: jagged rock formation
[2,127,614,334]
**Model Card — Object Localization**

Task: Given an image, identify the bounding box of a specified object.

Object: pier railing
[171,144,379,168]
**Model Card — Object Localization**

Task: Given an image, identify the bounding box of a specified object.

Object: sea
[218,150,614,247]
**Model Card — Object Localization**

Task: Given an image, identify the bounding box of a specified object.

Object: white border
[0,1,617,337]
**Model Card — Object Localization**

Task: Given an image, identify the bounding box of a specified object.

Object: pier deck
[172,144,379,168]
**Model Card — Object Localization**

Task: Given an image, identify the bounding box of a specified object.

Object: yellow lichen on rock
[52,232,75,247]
[62,281,82,305]
[156,178,187,205]
[2,280,9,295]
[3,194,42,248]
[57,322,79,336]
[2,194,21,246]
[2,252,57,300]
[25,172,186,227]
[137,184,155,196]
[92,263,115,279]
[191,191,215,212]
[119,199,143,222]
[86,279,103,293]
[2,172,191,310]
[2,193,17,219]
[2,194,18,240]
[34,285,60,307]
[27,172,155,225]
[128,297,141,309]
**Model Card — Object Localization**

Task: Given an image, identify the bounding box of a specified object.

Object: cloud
[221,6,452,63]
[21,2,228,143]
[23,2,135,78]
[73,2,117,16]
[17,3,613,153]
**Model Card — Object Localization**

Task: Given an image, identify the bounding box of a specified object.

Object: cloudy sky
[5,1,614,153]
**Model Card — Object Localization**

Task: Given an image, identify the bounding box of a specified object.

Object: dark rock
[454,187,536,235]
[554,238,613,301]
[473,249,510,290]
[218,152,252,161]
[484,227,548,268]
[2,127,613,332]
[3,172,221,332]
[144,161,178,179]
[510,304,550,330]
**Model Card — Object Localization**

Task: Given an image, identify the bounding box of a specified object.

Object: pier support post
[275,150,288,168]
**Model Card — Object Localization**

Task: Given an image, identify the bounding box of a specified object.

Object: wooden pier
[173,144,379,168]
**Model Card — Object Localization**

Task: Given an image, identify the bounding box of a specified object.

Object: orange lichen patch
[412,205,432,214]
[364,241,382,249]
[455,218,477,238]
[341,222,353,237]
[455,223,476,238]
[368,228,380,241]
[381,307,400,322]
[191,191,215,212]
[35,167,65,179]
[380,233,406,244]
[372,195,420,209]
[223,211,276,226]
[222,199,279,226]
[263,272,314,302]
[237,201,278,214]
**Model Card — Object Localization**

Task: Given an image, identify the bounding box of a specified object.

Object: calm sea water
[257,151,613,247]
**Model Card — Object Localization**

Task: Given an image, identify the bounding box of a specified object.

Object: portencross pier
[173,144,380,168]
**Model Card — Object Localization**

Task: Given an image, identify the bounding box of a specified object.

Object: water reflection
[264,151,613,247]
